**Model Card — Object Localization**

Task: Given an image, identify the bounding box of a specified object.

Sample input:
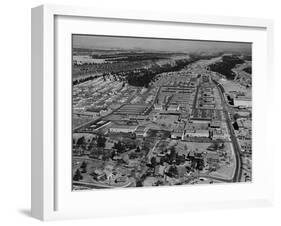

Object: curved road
[212,78,242,182]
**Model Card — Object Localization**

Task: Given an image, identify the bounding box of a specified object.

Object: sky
[73,34,251,54]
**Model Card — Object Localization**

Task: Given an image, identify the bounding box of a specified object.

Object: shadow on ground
[18,209,31,217]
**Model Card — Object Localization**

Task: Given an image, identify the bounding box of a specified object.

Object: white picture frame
[31,4,274,221]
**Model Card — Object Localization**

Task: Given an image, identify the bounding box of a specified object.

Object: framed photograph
[31,4,274,221]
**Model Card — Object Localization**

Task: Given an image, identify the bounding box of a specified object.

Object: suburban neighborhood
[72,35,252,190]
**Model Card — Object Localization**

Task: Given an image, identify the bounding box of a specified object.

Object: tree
[150,156,158,175]
[168,146,177,163]
[196,159,205,171]
[97,135,106,148]
[73,169,83,181]
[151,156,157,167]
[213,142,219,150]
[169,165,178,176]
[80,161,87,169]
[136,146,141,152]
[111,150,117,159]
[154,180,164,186]
[136,180,143,187]
[114,141,125,153]
[76,136,85,146]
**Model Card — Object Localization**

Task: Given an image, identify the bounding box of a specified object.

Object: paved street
[213,79,242,182]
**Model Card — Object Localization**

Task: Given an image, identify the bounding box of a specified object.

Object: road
[198,173,233,183]
[147,140,161,160]
[73,180,132,189]
[213,78,242,182]
[191,81,200,113]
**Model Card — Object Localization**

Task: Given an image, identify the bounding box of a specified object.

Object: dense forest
[208,55,245,80]
[73,60,152,78]
[72,75,100,86]
[72,56,199,87]
[126,58,197,87]
[243,66,252,74]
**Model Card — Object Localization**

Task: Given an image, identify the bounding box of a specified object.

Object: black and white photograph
[1,0,280,224]
[71,35,252,190]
